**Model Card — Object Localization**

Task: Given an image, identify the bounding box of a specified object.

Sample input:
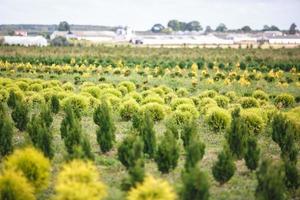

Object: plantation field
[0,46,299,200]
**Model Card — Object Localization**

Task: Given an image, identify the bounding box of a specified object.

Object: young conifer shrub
[118,133,144,169]
[244,135,260,171]
[284,160,299,190]
[139,112,156,158]
[27,115,54,159]
[180,167,210,200]
[127,175,176,200]
[4,147,51,192]
[0,170,35,200]
[181,119,198,150]
[60,106,93,159]
[11,101,29,131]
[0,105,14,158]
[40,104,53,128]
[121,159,145,191]
[272,113,298,163]
[54,160,107,200]
[255,159,286,200]
[50,95,60,114]
[93,100,116,153]
[155,130,180,173]
[226,108,248,160]
[7,91,19,109]
[184,138,205,171]
[212,147,236,185]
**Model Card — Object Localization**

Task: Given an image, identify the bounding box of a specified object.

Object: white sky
[0,0,299,30]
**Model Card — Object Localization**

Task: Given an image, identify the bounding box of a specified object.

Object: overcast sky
[0,0,299,30]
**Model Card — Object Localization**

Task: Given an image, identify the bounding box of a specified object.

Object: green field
[0,46,299,200]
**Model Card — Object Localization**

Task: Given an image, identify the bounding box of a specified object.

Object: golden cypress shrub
[127,176,176,200]
[118,81,136,93]
[4,147,51,192]
[54,160,107,200]
[0,170,35,200]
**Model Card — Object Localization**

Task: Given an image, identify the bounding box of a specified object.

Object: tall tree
[216,23,227,32]
[58,21,70,32]
[151,24,165,33]
[167,20,181,31]
[241,26,252,32]
[185,21,203,31]
[289,23,297,34]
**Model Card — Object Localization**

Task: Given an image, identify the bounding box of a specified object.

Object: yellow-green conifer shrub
[170,98,194,110]
[140,103,166,121]
[141,95,165,105]
[127,176,176,200]
[118,81,136,93]
[0,170,35,200]
[61,95,89,115]
[54,160,107,200]
[205,107,231,132]
[120,99,140,121]
[4,147,51,192]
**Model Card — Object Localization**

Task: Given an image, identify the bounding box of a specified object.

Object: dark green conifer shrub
[284,161,299,190]
[121,159,145,191]
[155,131,180,173]
[244,135,260,171]
[181,119,198,150]
[27,114,54,158]
[256,159,286,200]
[11,101,29,131]
[7,91,18,109]
[180,167,210,200]
[184,138,205,171]
[139,112,156,158]
[212,147,236,185]
[50,95,60,114]
[226,108,248,159]
[118,134,144,169]
[0,105,14,158]
[272,113,298,163]
[93,100,116,153]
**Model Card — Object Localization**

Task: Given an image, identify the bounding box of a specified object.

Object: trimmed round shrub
[62,82,74,91]
[120,99,140,121]
[141,95,164,105]
[25,93,45,106]
[240,97,259,109]
[118,81,136,93]
[176,88,189,97]
[28,83,43,92]
[81,86,102,98]
[124,92,143,103]
[54,160,107,200]
[240,109,265,134]
[0,89,9,102]
[199,90,217,99]
[274,93,295,108]
[61,95,89,115]
[0,170,35,200]
[150,87,165,97]
[199,97,217,108]
[225,91,237,103]
[16,81,29,91]
[205,107,231,132]
[100,88,122,98]
[117,85,128,96]
[176,104,199,119]
[170,98,194,110]
[127,176,176,200]
[140,103,166,121]
[4,147,51,192]
[252,90,269,101]
[166,110,194,128]
[214,95,230,108]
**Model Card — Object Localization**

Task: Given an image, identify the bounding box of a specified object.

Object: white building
[3,36,48,46]
[133,34,234,45]
[268,36,300,44]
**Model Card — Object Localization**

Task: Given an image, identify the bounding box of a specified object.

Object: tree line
[151,20,298,34]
